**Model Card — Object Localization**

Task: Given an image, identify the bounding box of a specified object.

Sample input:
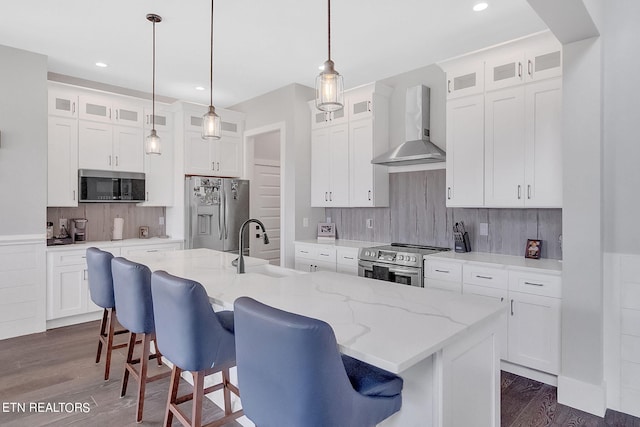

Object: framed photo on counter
[525,239,542,259]
[317,223,336,241]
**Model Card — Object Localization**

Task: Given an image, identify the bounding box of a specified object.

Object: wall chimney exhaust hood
[371,85,445,166]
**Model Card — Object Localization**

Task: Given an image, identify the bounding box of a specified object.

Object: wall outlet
[366,218,374,229]
[159,216,165,225]
[480,222,489,236]
[303,217,309,227]
[326,216,331,223]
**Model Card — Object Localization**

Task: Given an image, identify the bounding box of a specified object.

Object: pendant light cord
[152,19,156,128]
[327,0,331,61]
[210,0,214,107]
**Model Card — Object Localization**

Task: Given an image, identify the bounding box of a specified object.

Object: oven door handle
[387,267,420,275]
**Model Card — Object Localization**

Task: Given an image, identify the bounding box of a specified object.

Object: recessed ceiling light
[473,2,488,12]
[195,86,206,91]
[95,62,108,68]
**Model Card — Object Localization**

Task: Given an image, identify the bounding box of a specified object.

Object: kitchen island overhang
[128,248,505,427]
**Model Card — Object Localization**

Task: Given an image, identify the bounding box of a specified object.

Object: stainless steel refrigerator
[185,176,249,252]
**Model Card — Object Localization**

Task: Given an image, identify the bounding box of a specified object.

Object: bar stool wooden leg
[95,308,108,364]
[164,365,182,427]
[121,332,137,398]
[104,308,116,381]
[222,369,232,416]
[135,333,153,423]
[154,337,163,366]
[192,371,204,427]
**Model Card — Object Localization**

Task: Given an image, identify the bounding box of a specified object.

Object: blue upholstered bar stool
[86,247,130,381]
[234,296,404,427]
[111,257,171,423]
[151,270,244,427]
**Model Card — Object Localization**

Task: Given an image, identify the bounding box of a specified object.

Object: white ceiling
[0,1,546,107]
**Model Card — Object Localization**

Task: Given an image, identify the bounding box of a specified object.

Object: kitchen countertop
[294,239,388,249]
[45,237,184,252]
[128,248,504,374]
[426,251,563,273]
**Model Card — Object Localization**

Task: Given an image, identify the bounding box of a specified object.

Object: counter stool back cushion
[233,296,403,427]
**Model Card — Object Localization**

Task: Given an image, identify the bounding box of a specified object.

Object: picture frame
[525,239,542,259]
[317,222,336,240]
[139,226,149,239]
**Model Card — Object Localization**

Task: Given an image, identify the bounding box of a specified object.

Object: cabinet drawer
[295,244,317,259]
[294,244,336,262]
[50,247,120,267]
[425,259,463,282]
[336,247,358,266]
[463,264,508,289]
[464,283,509,303]
[120,243,182,257]
[508,270,561,298]
[426,278,462,293]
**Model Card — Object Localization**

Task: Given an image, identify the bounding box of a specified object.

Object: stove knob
[410,256,416,262]
[397,255,403,261]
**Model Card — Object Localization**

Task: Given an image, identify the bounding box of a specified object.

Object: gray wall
[327,170,563,259]
[231,84,324,268]
[0,45,47,236]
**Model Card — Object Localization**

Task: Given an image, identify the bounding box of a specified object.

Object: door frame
[243,122,286,265]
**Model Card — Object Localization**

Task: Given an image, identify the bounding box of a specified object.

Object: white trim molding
[558,375,606,417]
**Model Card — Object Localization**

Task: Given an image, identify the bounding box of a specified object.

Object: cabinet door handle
[500,297,504,302]
[435,269,450,273]
[72,102,76,114]
[517,185,522,199]
[83,269,88,281]
[524,281,544,287]
[108,155,112,166]
[447,187,452,200]
[146,249,159,253]
[73,190,76,201]
[518,62,522,78]
[368,190,372,201]
[325,192,328,201]
[329,191,332,201]
[528,60,533,76]
[367,101,372,112]
[319,253,330,257]
[447,80,452,93]
[527,184,531,199]
[116,110,119,120]
[300,250,309,254]
[212,162,215,171]
[115,156,119,166]
[217,162,220,171]
[146,191,149,201]
[108,108,112,119]
[476,275,493,280]
[343,256,354,260]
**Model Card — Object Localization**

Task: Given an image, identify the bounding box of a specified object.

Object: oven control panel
[358,249,421,267]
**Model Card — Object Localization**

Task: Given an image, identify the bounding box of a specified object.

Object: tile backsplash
[326,170,563,259]
[47,204,166,242]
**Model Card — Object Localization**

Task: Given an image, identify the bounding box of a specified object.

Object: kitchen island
[128,248,504,427]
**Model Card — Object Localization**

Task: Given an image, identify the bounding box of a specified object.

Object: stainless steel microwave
[78,169,145,202]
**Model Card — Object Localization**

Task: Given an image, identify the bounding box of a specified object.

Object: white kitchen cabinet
[508,290,561,375]
[310,102,348,129]
[524,44,562,83]
[47,247,120,321]
[78,121,144,173]
[79,94,143,127]
[484,78,562,208]
[310,124,349,207]
[183,109,244,178]
[143,107,172,132]
[336,247,359,275]
[445,94,485,207]
[445,61,484,99]
[140,129,174,206]
[48,89,78,118]
[294,243,337,273]
[464,283,509,360]
[48,116,79,207]
[424,258,463,292]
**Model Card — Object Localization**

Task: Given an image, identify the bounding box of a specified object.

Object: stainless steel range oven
[358,243,450,287]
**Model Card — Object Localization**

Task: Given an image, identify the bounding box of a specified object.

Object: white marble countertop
[46,237,184,252]
[129,248,504,374]
[294,239,387,249]
[426,251,563,273]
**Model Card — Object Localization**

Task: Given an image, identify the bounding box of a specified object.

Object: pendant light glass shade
[316,59,344,112]
[315,0,344,112]
[146,129,161,155]
[146,13,162,155]
[202,0,222,140]
[202,105,222,139]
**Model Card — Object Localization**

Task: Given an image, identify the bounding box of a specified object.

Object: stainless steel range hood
[371,85,445,166]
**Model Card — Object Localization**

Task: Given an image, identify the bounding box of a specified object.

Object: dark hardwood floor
[0,320,240,427]
[501,371,640,426]
[1,321,639,426]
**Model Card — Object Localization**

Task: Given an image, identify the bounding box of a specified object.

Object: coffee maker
[71,218,88,243]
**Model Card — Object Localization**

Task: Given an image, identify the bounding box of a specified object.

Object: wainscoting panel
[326,170,562,259]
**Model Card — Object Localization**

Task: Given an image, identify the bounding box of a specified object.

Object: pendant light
[202,0,222,139]
[145,13,162,155]
[316,0,344,112]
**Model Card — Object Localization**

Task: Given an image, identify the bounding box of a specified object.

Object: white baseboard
[557,375,606,417]
[501,361,557,386]
[46,311,103,330]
